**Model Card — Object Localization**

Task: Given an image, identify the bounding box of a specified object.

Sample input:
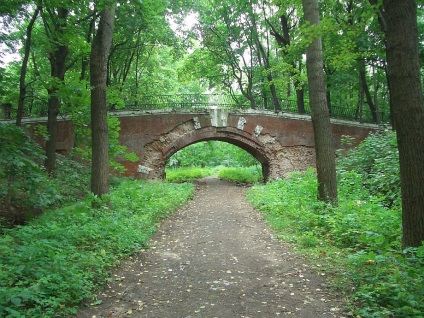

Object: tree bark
[358,58,378,123]
[268,13,305,113]
[302,0,338,204]
[44,7,69,174]
[16,6,41,126]
[384,0,424,247]
[90,5,116,197]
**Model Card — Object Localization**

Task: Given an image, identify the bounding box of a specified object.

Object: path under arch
[77,178,343,317]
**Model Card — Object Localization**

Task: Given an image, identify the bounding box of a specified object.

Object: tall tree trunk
[384,0,424,247]
[90,5,116,197]
[44,8,69,174]
[369,0,396,128]
[295,61,306,114]
[302,0,338,205]
[80,16,95,81]
[358,58,378,123]
[16,6,41,126]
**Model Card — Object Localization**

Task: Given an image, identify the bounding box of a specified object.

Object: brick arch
[112,111,376,180]
[162,126,272,180]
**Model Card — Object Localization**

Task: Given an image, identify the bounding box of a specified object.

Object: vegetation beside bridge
[1,125,422,317]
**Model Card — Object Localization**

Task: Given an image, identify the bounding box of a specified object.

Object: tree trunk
[45,91,61,174]
[44,8,69,174]
[80,16,95,81]
[384,0,424,247]
[295,61,306,114]
[302,0,338,205]
[90,5,116,197]
[358,58,378,123]
[16,6,41,126]
[369,0,396,128]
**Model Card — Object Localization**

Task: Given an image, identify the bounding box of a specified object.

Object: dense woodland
[0,0,423,251]
[1,0,422,241]
[1,1,423,121]
[0,1,424,316]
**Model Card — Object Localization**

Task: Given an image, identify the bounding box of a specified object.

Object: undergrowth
[247,131,424,318]
[0,180,194,317]
[0,124,91,226]
[166,167,213,182]
[217,166,262,183]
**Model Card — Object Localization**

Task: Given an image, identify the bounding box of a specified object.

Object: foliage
[167,141,259,168]
[0,124,59,211]
[338,131,400,208]
[0,124,92,226]
[218,166,262,183]
[247,164,422,317]
[166,167,212,182]
[0,180,194,317]
[72,114,139,175]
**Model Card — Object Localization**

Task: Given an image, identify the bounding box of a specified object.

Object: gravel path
[77,177,344,318]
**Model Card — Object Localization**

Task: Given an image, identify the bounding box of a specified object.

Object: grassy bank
[0,180,194,317]
[247,169,423,317]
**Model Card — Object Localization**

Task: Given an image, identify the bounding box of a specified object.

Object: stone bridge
[11,108,378,181]
[110,108,377,180]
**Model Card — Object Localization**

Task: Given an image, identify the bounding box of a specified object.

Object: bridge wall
[114,110,376,180]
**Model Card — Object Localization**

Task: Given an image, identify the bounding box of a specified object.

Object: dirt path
[77,177,344,318]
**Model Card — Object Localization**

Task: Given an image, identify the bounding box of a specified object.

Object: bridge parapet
[120,94,387,125]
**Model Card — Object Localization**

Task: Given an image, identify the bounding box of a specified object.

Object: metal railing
[2,94,387,125]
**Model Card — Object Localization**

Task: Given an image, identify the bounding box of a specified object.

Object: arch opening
[164,134,271,182]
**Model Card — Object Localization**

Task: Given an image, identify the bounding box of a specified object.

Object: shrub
[0,124,92,226]
[338,130,400,208]
[0,124,60,225]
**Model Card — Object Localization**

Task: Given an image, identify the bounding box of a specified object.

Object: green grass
[0,180,194,317]
[165,167,213,182]
[217,166,262,183]
[247,168,424,318]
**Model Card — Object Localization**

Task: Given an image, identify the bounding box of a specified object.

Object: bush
[0,124,59,225]
[0,124,92,226]
[0,180,194,317]
[338,130,400,208]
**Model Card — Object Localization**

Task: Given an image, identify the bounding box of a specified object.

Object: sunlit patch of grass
[165,167,213,182]
[217,166,262,183]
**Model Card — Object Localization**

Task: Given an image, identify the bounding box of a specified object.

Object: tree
[16,5,41,126]
[266,2,306,113]
[41,6,70,174]
[384,0,424,247]
[302,0,338,204]
[90,3,116,196]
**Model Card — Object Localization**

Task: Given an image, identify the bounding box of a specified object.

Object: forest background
[0,0,423,317]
